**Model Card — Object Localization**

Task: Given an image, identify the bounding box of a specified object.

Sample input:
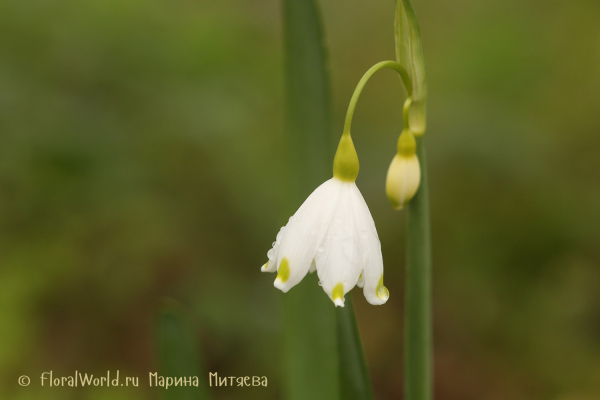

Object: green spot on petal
[277,258,290,283]
[332,282,344,301]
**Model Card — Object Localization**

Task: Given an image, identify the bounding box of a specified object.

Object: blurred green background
[1,0,599,399]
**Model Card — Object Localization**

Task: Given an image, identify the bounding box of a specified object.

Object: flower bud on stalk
[386,129,420,209]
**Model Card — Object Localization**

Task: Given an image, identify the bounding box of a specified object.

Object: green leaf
[281,1,374,400]
[156,298,210,400]
[336,296,374,400]
[282,0,338,399]
[283,276,339,400]
[395,0,427,135]
[283,0,333,200]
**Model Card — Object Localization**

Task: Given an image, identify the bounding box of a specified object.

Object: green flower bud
[386,130,420,209]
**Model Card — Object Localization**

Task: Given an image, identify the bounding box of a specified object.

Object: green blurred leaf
[281,0,375,399]
[156,299,209,400]
[281,0,339,399]
[282,0,333,200]
[336,296,374,400]
[395,0,427,135]
[283,276,339,400]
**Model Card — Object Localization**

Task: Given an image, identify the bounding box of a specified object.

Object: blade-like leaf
[336,296,374,400]
[395,0,427,135]
[156,298,210,400]
[282,0,338,399]
[282,1,375,399]
[283,0,333,198]
[282,0,339,398]
[283,276,339,400]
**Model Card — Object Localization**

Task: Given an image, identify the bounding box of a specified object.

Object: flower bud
[385,130,420,209]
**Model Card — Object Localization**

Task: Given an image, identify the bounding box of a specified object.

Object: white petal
[315,182,363,306]
[356,272,364,288]
[348,184,389,305]
[262,226,285,273]
[263,264,276,273]
[333,298,345,307]
[273,178,343,292]
[308,259,316,273]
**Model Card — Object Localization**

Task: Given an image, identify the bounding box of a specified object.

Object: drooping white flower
[261,135,389,307]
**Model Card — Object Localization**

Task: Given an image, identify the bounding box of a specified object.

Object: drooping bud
[385,130,420,209]
[333,134,359,182]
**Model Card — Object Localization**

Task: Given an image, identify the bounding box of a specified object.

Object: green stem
[402,97,412,131]
[343,61,411,136]
[404,135,432,400]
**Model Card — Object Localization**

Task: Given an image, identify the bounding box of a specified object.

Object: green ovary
[333,134,359,182]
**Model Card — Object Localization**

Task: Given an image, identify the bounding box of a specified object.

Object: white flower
[261,177,389,307]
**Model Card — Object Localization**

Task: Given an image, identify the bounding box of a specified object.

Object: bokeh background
[1,0,600,399]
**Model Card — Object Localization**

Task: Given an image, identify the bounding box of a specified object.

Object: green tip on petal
[276,258,290,283]
[261,260,269,271]
[377,285,390,301]
[376,274,389,301]
[333,134,359,182]
[332,283,345,307]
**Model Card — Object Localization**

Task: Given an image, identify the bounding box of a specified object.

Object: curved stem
[343,61,411,135]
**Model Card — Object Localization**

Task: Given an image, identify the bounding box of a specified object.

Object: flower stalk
[404,135,432,400]
[394,1,432,399]
[342,61,411,136]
